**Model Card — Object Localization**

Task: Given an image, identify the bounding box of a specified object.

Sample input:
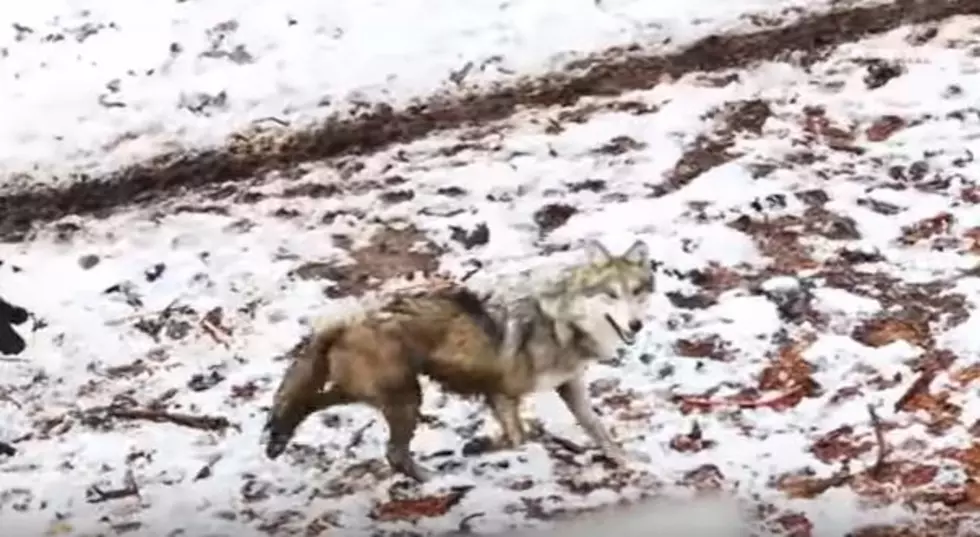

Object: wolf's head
[541,239,654,355]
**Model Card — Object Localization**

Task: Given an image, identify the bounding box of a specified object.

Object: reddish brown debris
[371,488,469,522]
[899,212,955,245]
[865,115,907,142]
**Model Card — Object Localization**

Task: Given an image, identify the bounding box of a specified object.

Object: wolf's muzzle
[604,314,637,345]
[264,435,289,460]
[262,418,292,460]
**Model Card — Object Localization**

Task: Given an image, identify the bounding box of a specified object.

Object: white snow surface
[2,8,980,537]
[0,0,877,185]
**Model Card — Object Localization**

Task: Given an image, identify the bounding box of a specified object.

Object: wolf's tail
[262,319,346,460]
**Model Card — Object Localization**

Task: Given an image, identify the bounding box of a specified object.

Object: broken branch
[457,512,485,534]
[673,385,807,411]
[86,470,139,504]
[460,263,484,282]
[105,407,231,432]
[200,318,231,349]
[867,404,888,479]
[542,431,587,455]
[105,297,181,326]
[788,465,852,499]
[345,419,375,457]
[0,391,22,409]
[894,371,935,413]
[86,484,137,503]
[251,116,289,127]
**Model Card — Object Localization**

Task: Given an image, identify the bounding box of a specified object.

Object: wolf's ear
[583,239,612,264]
[622,240,649,265]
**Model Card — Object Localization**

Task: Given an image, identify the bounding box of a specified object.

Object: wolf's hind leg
[379,386,431,482]
[555,377,628,465]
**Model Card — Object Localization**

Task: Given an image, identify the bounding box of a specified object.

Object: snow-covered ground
[0,0,874,184]
[3,5,980,537]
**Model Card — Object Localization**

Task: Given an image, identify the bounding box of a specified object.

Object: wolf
[262,239,654,481]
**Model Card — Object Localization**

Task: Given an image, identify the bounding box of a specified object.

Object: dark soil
[2,0,978,242]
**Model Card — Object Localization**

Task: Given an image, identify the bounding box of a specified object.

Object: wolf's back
[383,286,502,346]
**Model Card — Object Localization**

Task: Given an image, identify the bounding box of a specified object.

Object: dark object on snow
[0,441,15,457]
[0,296,28,356]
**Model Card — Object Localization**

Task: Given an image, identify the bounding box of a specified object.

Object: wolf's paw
[403,463,433,483]
[600,446,649,469]
[388,451,434,483]
[524,419,548,441]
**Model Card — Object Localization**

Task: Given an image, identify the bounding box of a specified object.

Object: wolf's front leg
[555,376,628,465]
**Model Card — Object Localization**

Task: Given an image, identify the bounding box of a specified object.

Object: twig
[105,297,181,326]
[148,388,179,410]
[674,385,806,410]
[345,419,375,457]
[894,370,935,412]
[540,431,586,455]
[105,407,231,432]
[460,263,483,282]
[0,392,22,409]
[867,404,888,479]
[449,61,474,87]
[200,318,231,349]
[252,116,289,127]
[800,464,853,498]
[86,470,140,504]
[86,484,136,503]
[194,453,223,481]
[457,512,485,534]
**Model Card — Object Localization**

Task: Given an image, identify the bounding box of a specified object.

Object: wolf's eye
[633,281,653,295]
[604,290,619,300]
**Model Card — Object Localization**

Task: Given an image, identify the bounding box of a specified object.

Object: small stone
[78,254,100,269]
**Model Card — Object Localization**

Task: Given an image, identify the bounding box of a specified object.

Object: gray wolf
[262,239,654,481]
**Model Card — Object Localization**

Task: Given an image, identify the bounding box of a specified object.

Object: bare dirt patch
[3,0,980,241]
[651,99,772,197]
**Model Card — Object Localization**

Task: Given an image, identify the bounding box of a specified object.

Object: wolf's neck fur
[487,276,601,360]
[493,298,600,366]
[470,252,617,362]
[552,317,601,357]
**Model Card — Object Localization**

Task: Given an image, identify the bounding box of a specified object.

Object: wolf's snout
[265,439,287,460]
[264,427,289,460]
[262,415,293,460]
[628,319,643,333]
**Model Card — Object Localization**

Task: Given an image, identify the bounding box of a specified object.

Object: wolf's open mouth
[604,314,636,345]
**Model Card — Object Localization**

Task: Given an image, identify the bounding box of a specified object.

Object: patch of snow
[3,12,980,537]
[1,0,881,184]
